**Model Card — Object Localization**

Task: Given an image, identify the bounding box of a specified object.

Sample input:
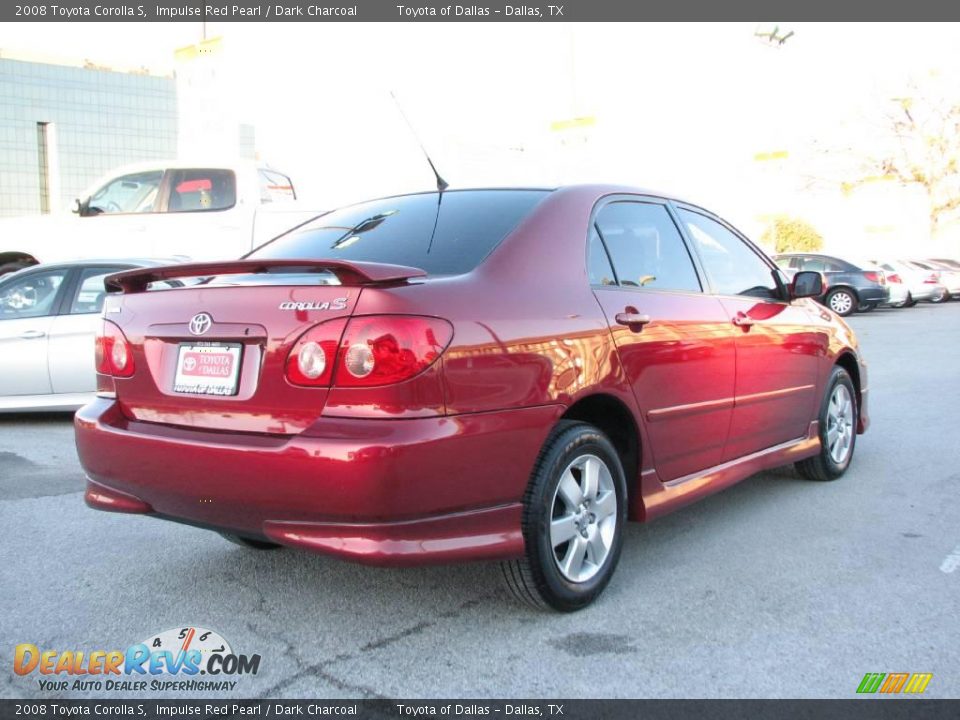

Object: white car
[871,259,949,306]
[0,160,319,276]
[0,259,180,411]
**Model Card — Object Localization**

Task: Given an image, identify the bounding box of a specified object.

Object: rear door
[48,265,130,394]
[588,197,736,482]
[676,207,821,459]
[0,267,71,396]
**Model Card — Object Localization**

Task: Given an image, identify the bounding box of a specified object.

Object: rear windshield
[249,189,551,276]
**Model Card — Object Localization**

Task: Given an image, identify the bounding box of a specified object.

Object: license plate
[173,343,242,396]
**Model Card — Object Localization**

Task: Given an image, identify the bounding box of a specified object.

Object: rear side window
[593,201,701,292]
[70,266,128,314]
[250,190,550,276]
[259,169,296,203]
[166,169,236,212]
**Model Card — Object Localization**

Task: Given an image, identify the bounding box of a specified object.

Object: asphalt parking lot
[2,302,959,700]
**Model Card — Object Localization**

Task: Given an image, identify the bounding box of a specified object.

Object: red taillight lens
[335,316,453,387]
[888,273,902,284]
[863,271,883,284]
[924,272,940,284]
[285,318,348,387]
[94,320,135,377]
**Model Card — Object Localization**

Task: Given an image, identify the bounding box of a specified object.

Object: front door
[676,207,822,459]
[588,198,737,482]
[0,267,71,396]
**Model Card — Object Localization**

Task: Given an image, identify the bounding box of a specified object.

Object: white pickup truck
[0,160,320,275]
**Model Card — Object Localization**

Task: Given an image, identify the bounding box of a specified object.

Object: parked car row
[773,252,958,316]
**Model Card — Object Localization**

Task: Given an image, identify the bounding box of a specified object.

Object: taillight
[924,272,940,284]
[888,273,902,284]
[95,320,134,377]
[285,318,348,387]
[285,315,453,389]
[336,316,453,387]
[863,270,883,284]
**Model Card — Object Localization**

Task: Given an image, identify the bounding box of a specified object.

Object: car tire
[903,294,917,308]
[796,366,858,482]
[825,289,856,316]
[501,421,627,612]
[856,302,875,313]
[219,532,283,550]
[930,289,947,303]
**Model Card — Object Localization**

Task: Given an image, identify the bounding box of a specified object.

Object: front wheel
[826,289,856,316]
[857,302,876,313]
[501,422,627,612]
[796,366,858,481]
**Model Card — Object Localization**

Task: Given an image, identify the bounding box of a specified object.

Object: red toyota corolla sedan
[75,185,869,611]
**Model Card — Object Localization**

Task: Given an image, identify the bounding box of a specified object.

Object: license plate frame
[173,342,243,397]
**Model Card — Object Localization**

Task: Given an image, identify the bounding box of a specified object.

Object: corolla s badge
[279,298,348,311]
[188,312,213,336]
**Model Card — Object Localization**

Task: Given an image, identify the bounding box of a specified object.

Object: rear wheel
[856,302,875,313]
[930,289,947,303]
[219,532,282,550]
[796,366,858,482]
[903,293,917,308]
[501,421,627,612]
[826,288,856,316]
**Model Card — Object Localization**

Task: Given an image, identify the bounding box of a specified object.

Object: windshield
[249,189,551,276]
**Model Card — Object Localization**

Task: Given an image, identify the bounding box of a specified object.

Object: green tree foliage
[761,215,825,253]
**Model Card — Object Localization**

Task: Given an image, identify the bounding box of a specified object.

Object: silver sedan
[0,259,179,412]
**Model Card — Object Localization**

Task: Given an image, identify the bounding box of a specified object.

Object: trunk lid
[102,259,425,434]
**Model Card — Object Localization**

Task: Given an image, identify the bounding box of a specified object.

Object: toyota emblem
[189,313,213,336]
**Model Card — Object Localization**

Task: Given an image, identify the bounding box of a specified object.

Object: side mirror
[71,198,82,214]
[791,270,823,299]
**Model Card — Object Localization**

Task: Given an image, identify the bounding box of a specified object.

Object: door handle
[732,313,755,328]
[19,330,46,339]
[615,312,652,330]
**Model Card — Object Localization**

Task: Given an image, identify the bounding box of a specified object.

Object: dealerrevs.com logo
[14,626,261,693]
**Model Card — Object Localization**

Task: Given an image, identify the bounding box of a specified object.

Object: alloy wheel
[826,384,855,464]
[549,454,618,583]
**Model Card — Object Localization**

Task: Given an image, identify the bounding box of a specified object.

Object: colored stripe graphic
[857,672,933,694]
[857,673,886,693]
[880,673,909,693]
[903,673,933,694]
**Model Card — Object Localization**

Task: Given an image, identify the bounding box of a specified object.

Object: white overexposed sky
[2,22,958,249]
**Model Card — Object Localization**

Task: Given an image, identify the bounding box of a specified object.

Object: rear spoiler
[105,259,427,293]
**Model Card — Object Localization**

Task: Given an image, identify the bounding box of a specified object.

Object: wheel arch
[560,393,641,519]
[834,350,863,430]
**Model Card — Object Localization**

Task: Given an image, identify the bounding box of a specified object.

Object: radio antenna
[390,91,449,194]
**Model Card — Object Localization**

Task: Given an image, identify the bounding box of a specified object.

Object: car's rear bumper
[76,398,562,565]
[909,284,944,301]
[857,287,889,304]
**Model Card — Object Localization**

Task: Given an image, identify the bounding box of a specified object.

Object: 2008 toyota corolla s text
[74,185,869,611]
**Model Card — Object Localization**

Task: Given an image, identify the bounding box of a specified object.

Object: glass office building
[0,54,177,217]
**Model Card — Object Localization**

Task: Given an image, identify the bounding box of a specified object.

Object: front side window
[679,209,781,300]
[0,270,67,319]
[86,171,163,215]
[594,201,701,292]
[166,169,237,212]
